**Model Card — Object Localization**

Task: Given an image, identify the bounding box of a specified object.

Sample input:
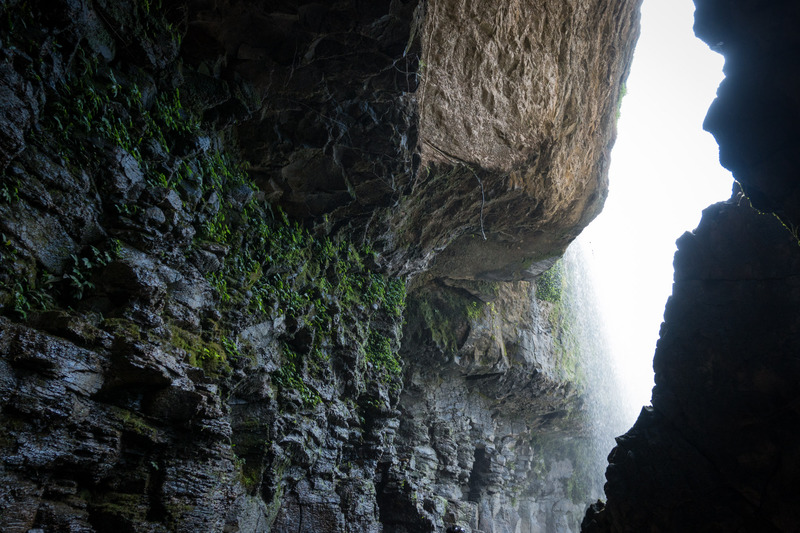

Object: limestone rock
[411,0,641,280]
[185,0,641,281]
[387,279,599,532]
[0,59,39,171]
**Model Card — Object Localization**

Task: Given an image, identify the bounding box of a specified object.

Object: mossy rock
[168,324,232,376]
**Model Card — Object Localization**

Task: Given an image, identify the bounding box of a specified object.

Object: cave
[465,447,490,503]
[1,0,799,532]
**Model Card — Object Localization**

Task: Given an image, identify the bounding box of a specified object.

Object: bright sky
[578,0,732,425]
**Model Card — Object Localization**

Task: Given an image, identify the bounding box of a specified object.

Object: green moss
[0,234,53,321]
[535,260,587,386]
[553,314,584,386]
[169,325,232,377]
[102,317,144,341]
[240,466,261,491]
[547,302,585,387]
[41,58,206,193]
[108,406,160,442]
[364,273,407,318]
[418,298,460,352]
[0,242,112,321]
[535,260,565,303]
[271,343,322,407]
[465,300,483,320]
[414,287,480,353]
[165,503,197,516]
[365,329,401,377]
[202,199,406,394]
[616,82,627,121]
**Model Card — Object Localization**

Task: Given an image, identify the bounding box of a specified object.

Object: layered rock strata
[382,280,602,532]
[0,0,638,531]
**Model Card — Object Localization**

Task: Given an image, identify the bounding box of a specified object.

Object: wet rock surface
[0,0,636,531]
[387,280,602,533]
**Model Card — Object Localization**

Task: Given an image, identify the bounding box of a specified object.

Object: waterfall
[542,239,639,505]
[568,240,634,461]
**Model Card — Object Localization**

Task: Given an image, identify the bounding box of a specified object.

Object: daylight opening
[578,0,732,428]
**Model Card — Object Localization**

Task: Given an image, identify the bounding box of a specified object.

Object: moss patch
[410,285,480,354]
[168,324,233,377]
[535,259,565,303]
[108,406,161,443]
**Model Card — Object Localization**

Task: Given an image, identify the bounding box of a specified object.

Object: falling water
[554,238,638,504]
[535,2,734,525]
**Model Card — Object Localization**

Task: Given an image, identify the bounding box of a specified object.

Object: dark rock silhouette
[582,1,800,531]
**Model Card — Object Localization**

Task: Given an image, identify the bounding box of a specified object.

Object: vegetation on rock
[0,0,639,531]
[0,1,408,530]
[535,259,565,303]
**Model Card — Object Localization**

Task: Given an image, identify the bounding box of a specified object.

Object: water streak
[559,239,636,500]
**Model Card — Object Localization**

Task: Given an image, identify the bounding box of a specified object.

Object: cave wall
[696,0,800,231]
[381,279,604,532]
[582,1,800,532]
[0,2,411,531]
[417,0,639,281]
[0,0,638,531]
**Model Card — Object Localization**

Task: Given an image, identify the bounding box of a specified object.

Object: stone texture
[385,280,601,532]
[0,0,636,531]
[187,0,641,281]
[0,58,39,171]
[413,0,640,280]
[182,0,422,240]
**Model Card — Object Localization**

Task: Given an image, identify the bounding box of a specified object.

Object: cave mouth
[466,446,491,503]
[575,0,732,428]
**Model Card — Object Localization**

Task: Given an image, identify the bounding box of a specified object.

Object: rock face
[0,0,637,532]
[582,194,800,533]
[383,280,602,532]
[173,0,640,282]
[696,0,800,230]
[582,1,800,531]
[417,0,639,280]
